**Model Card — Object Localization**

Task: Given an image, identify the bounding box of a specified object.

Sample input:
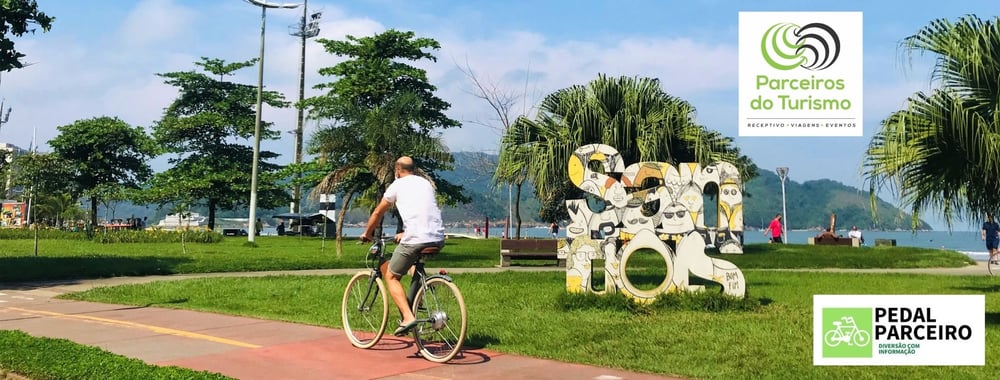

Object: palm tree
[864,15,1000,229]
[497,74,756,221]
[311,92,458,255]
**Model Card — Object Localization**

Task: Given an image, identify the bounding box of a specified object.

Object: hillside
[100,152,929,231]
[432,152,930,230]
[741,170,931,231]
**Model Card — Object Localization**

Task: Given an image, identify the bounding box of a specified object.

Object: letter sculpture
[558,144,746,300]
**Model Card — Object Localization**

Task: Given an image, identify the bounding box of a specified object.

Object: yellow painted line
[8,307,260,349]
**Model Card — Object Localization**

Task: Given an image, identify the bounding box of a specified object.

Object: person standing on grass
[763,213,783,244]
[982,214,999,264]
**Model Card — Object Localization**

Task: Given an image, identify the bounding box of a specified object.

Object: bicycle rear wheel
[342,272,389,348]
[412,277,467,363]
[989,258,1000,276]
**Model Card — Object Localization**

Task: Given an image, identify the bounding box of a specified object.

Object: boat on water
[156,212,207,229]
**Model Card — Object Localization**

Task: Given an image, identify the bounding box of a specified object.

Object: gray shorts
[388,241,445,277]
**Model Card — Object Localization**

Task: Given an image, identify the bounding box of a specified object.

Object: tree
[151,57,289,230]
[10,152,75,230]
[864,15,1000,229]
[498,74,757,222]
[459,61,531,238]
[49,116,156,228]
[1,0,53,71]
[303,29,467,253]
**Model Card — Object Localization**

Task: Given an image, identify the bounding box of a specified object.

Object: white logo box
[738,11,864,137]
[813,294,984,366]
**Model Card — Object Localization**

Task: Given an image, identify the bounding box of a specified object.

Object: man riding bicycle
[360,156,445,337]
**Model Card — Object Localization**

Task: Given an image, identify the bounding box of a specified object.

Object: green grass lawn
[0,237,501,282]
[61,270,1000,379]
[0,236,975,283]
[0,330,231,380]
[718,244,976,268]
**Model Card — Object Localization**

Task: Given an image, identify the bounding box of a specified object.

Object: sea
[269,226,993,262]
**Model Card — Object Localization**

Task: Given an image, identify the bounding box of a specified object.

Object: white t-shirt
[383,174,445,244]
[848,230,862,239]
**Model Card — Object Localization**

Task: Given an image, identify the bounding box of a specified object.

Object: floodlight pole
[288,0,321,215]
[245,0,301,243]
[776,167,789,242]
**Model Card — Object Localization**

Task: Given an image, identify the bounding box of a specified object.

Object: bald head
[395,156,415,174]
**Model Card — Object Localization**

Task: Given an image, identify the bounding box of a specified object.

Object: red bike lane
[0,285,682,380]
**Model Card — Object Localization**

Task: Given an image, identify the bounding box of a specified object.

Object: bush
[92,229,224,244]
[0,228,89,240]
[557,289,766,314]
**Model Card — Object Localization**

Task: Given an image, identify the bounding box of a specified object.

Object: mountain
[97,152,929,231]
[432,152,930,230]
[741,170,931,231]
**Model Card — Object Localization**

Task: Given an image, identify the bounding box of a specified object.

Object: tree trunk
[207,198,217,231]
[515,183,523,239]
[90,197,98,228]
[335,190,356,257]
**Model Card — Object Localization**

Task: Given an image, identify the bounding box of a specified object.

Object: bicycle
[341,236,468,363]
[823,316,871,347]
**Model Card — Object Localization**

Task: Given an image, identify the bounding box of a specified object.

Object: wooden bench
[222,228,247,237]
[808,236,860,247]
[500,239,564,267]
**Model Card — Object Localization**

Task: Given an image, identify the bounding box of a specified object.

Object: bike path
[0,269,679,380]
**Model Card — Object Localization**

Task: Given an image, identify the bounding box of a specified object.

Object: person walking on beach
[550,222,559,238]
[763,213,783,244]
[983,214,999,264]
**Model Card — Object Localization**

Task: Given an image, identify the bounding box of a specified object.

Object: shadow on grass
[463,332,500,350]
[949,285,1000,293]
[0,256,194,285]
[985,312,1000,326]
[145,298,190,307]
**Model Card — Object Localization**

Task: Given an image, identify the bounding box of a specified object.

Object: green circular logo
[761,22,841,71]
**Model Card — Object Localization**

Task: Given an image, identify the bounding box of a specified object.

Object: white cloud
[117,0,198,48]
[418,30,742,152]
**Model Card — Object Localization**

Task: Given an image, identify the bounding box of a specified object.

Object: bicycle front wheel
[412,277,467,363]
[989,259,1000,276]
[342,272,389,349]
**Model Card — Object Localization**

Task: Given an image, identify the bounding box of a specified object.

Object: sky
[3,0,999,230]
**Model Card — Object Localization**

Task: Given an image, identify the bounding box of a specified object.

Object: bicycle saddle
[421,247,441,255]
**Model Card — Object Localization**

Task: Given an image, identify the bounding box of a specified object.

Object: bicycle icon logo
[824,316,871,347]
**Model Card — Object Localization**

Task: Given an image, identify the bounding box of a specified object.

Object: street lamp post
[244,0,301,243]
[776,167,789,242]
[288,1,321,215]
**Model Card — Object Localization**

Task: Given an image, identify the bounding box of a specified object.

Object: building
[1,200,27,227]
[0,142,29,199]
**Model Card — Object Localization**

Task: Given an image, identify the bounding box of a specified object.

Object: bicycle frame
[367,238,454,319]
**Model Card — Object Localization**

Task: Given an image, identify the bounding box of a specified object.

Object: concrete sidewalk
[756,261,994,276]
[1,268,680,380]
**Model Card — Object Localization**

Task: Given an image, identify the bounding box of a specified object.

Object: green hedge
[0,228,223,244]
[93,229,224,244]
[0,228,89,240]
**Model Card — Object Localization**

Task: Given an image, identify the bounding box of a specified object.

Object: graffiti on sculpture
[557,143,746,299]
